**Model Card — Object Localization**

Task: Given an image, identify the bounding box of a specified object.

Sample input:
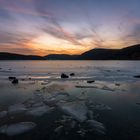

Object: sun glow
[27,34,88,56]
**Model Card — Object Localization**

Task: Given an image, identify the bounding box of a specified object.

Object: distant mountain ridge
[0,44,140,60]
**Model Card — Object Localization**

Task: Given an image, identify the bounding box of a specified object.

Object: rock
[12,79,19,84]
[70,73,75,76]
[61,73,69,79]
[134,75,140,78]
[87,80,95,83]
[8,77,16,81]
[0,122,36,136]
[115,83,120,86]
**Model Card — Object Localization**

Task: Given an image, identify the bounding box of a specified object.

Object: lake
[0,61,140,140]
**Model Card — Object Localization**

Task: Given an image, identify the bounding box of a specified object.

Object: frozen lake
[0,61,140,140]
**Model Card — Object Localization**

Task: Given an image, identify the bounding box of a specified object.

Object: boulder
[87,80,95,83]
[134,75,140,78]
[61,73,69,79]
[70,73,75,76]
[12,79,19,84]
[8,77,16,81]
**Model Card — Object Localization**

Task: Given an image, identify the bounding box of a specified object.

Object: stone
[61,73,69,79]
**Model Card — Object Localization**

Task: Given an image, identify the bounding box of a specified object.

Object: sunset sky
[0,0,140,56]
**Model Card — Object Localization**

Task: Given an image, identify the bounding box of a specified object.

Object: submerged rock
[0,122,36,136]
[61,73,69,79]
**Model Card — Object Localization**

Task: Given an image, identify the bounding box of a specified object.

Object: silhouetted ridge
[44,54,79,60]
[0,52,44,60]
[0,44,140,60]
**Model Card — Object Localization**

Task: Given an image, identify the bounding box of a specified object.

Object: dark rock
[115,83,120,86]
[70,73,75,76]
[61,73,69,79]
[12,79,19,84]
[134,75,140,78]
[8,77,16,81]
[87,80,95,83]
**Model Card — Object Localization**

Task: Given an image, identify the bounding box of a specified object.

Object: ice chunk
[54,125,64,137]
[8,104,27,115]
[0,122,36,136]
[101,86,115,91]
[94,104,112,111]
[27,105,53,117]
[0,111,7,118]
[59,102,88,122]
[86,120,106,135]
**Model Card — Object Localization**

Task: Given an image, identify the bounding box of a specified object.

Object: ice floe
[58,101,88,122]
[26,105,53,117]
[0,122,36,136]
[85,120,106,135]
[94,104,112,111]
[8,104,27,115]
[54,125,64,137]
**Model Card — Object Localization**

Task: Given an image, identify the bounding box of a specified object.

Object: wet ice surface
[0,122,36,136]
[0,61,140,140]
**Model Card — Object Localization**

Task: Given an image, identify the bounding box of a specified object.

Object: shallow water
[0,61,140,140]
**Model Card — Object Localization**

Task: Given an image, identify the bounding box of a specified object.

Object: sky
[0,0,140,56]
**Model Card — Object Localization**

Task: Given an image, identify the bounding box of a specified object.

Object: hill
[0,52,44,60]
[0,44,140,60]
